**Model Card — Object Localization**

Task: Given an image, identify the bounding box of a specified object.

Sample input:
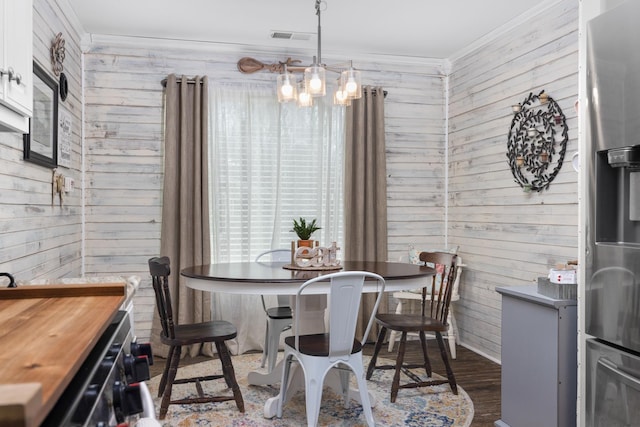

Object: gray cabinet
[495,285,577,427]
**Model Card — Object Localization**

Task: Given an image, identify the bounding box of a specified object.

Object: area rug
[146,353,474,426]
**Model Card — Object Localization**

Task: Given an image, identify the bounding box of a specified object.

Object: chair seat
[284,333,362,357]
[161,320,238,346]
[266,306,293,320]
[375,313,448,333]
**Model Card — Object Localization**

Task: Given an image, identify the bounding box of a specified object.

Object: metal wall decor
[50,32,68,101]
[50,32,65,76]
[506,90,568,192]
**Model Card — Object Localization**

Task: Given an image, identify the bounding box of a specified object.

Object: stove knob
[93,355,116,384]
[107,342,123,357]
[71,384,100,423]
[124,354,150,382]
[113,381,144,421]
[130,341,153,365]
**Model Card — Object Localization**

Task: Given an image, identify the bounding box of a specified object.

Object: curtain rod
[160,76,204,87]
[364,89,388,98]
[160,76,387,97]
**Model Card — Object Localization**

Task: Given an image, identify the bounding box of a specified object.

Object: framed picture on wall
[24,61,58,168]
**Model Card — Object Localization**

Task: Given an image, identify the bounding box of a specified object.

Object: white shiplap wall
[447,0,579,360]
[0,0,580,361]
[0,0,83,281]
[81,37,447,341]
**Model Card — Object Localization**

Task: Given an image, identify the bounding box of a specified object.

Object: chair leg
[302,359,325,427]
[351,360,375,427]
[387,300,404,352]
[435,331,458,395]
[338,366,350,407]
[418,331,432,377]
[216,341,245,412]
[158,345,181,420]
[448,311,457,359]
[261,320,269,368]
[157,345,176,397]
[391,332,408,403]
[366,326,387,380]
[277,352,294,418]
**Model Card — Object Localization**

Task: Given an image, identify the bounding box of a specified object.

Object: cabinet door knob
[7,67,21,85]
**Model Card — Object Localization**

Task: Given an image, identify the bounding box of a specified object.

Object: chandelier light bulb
[310,75,322,91]
[297,81,313,107]
[341,67,362,100]
[304,62,326,97]
[277,71,297,102]
[333,85,351,106]
[282,82,293,96]
[345,78,358,95]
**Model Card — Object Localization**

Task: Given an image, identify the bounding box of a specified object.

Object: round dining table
[181,260,433,295]
[181,260,434,417]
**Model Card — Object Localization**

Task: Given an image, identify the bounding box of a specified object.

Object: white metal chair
[255,249,293,372]
[388,255,464,358]
[275,271,385,427]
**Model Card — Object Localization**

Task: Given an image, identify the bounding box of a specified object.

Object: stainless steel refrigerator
[585,1,640,425]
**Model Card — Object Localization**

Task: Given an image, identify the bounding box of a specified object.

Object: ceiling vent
[270,31,313,41]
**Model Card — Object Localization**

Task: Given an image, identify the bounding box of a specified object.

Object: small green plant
[291,217,321,240]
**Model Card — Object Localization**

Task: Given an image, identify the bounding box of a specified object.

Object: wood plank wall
[447,0,579,360]
[0,0,579,360]
[81,37,446,340]
[0,0,83,280]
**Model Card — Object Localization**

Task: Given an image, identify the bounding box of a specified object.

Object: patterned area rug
[146,353,474,426]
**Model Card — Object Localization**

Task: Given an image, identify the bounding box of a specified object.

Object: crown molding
[448,0,565,63]
[81,33,447,73]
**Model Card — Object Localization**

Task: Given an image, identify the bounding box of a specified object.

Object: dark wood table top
[181,261,434,295]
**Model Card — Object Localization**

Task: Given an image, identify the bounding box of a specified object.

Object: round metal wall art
[506,90,568,192]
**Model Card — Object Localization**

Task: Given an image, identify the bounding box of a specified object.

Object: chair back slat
[419,251,458,323]
[149,256,176,340]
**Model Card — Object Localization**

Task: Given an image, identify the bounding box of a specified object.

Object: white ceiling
[67,0,541,59]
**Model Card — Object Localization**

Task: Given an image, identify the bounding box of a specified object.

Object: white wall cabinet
[0,0,32,133]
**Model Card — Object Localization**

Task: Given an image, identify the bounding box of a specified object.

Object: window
[209,85,345,262]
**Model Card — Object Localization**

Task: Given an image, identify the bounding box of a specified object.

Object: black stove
[42,310,155,426]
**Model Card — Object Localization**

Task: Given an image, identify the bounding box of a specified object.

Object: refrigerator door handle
[597,357,640,390]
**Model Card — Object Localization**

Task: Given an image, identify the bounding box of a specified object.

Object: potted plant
[291,217,321,247]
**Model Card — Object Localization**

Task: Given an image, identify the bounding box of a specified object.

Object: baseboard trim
[459,341,502,365]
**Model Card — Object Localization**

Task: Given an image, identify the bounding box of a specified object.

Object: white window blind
[209,84,345,262]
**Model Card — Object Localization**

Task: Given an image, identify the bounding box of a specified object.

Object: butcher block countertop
[0,283,125,427]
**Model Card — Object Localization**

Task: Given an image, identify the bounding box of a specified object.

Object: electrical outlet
[63,176,74,193]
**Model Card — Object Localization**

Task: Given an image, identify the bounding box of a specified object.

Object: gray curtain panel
[344,86,389,341]
[150,74,213,358]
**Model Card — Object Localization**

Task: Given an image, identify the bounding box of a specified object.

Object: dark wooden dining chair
[366,251,458,402]
[148,256,244,419]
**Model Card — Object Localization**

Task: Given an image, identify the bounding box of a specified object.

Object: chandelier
[237,0,362,107]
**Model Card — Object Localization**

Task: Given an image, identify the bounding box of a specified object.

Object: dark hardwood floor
[149,339,501,426]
